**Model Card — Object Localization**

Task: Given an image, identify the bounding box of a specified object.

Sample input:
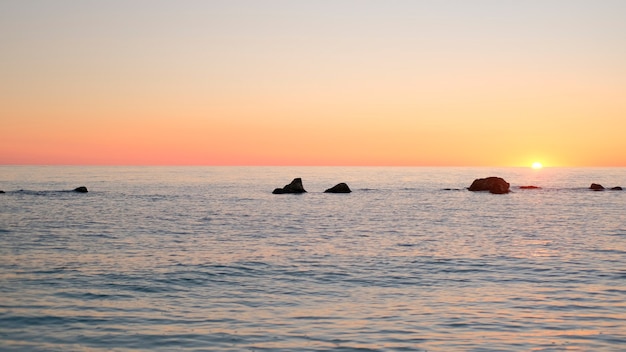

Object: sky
[1,0,625,167]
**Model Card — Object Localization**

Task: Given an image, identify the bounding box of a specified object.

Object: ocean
[0,166,625,351]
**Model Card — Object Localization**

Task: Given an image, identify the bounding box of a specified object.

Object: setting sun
[531,162,543,170]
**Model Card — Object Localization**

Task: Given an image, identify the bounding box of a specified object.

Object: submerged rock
[610,186,623,191]
[73,186,88,193]
[520,185,541,189]
[324,183,352,193]
[589,183,605,191]
[272,178,307,194]
[468,177,510,194]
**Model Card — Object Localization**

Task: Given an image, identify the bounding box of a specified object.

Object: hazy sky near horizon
[2,0,625,166]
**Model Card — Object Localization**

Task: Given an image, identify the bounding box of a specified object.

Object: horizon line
[1,163,625,168]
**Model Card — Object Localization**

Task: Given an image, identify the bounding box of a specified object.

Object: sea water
[0,166,625,351]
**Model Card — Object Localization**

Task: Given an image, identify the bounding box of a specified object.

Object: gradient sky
[2,0,625,166]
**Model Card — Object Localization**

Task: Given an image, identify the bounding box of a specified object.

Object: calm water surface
[0,166,625,351]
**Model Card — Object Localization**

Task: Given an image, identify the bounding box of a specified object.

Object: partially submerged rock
[587,184,622,191]
[0,190,4,194]
[520,185,541,190]
[272,178,306,194]
[468,177,510,194]
[589,183,605,191]
[73,186,88,193]
[324,183,352,193]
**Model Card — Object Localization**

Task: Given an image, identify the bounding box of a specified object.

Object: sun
[531,162,543,170]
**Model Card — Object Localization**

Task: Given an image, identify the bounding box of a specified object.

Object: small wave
[358,188,379,192]
[604,288,626,295]
[54,291,132,300]
[3,189,88,197]
[122,193,169,201]
[30,267,74,275]
[80,232,118,239]
[1,314,76,327]
[589,248,626,255]
[397,243,415,247]
[108,282,177,294]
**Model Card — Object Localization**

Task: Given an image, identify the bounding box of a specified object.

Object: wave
[1,189,88,196]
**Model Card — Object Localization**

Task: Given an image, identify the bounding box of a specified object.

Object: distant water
[1,166,625,351]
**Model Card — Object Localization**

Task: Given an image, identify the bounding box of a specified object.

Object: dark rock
[73,186,88,193]
[520,185,541,189]
[589,183,604,191]
[610,186,623,191]
[0,190,4,194]
[468,177,510,194]
[272,178,306,194]
[324,183,352,193]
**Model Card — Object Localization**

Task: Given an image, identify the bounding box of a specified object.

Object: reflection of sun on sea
[532,162,543,170]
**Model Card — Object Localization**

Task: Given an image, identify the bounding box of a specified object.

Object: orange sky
[1,1,625,166]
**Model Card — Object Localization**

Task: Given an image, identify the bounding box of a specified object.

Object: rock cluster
[590,183,622,191]
[272,178,352,194]
[468,177,510,194]
[269,177,623,195]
